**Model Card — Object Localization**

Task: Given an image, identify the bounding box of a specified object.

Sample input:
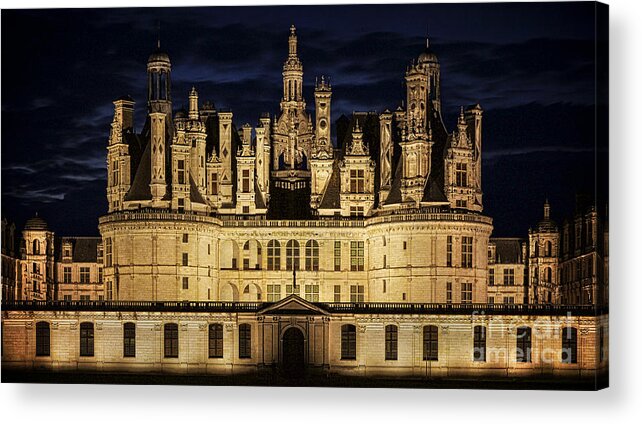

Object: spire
[188,86,199,120]
[156,20,161,49]
[288,24,298,57]
[544,199,551,219]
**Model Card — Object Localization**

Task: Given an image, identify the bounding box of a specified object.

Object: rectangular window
[80,295,90,301]
[383,279,387,293]
[334,241,341,271]
[423,325,439,361]
[268,241,281,271]
[98,268,103,284]
[123,322,136,358]
[456,162,467,187]
[473,325,486,362]
[242,206,250,214]
[488,269,494,286]
[164,323,179,358]
[562,327,578,364]
[446,236,452,267]
[516,326,532,363]
[461,236,473,268]
[349,206,364,217]
[105,237,112,267]
[239,324,251,359]
[349,169,365,193]
[385,325,398,360]
[350,241,364,271]
[446,282,452,304]
[79,267,90,284]
[112,159,119,186]
[106,281,113,300]
[285,284,300,297]
[503,268,515,285]
[79,322,94,357]
[182,277,189,290]
[267,284,281,302]
[63,295,72,302]
[208,323,223,358]
[177,160,185,184]
[461,282,472,304]
[242,169,250,193]
[63,267,72,284]
[341,324,356,360]
[503,296,514,304]
[488,296,494,304]
[211,173,218,195]
[182,233,188,243]
[35,322,50,357]
[304,285,319,302]
[182,253,188,266]
[333,285,341,302]
[350,285,364,302]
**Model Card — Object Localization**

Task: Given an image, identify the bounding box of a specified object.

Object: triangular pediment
[259,294,328,315]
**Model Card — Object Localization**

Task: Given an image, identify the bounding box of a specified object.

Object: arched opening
[281,327,305,376]
[241,283,262,301]
[220,283,239,302]
[219,240,239,270]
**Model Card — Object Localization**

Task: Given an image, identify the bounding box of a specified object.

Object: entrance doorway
[282,327,305,376]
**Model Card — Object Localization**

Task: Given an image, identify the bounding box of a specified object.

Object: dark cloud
[1,4,600,236]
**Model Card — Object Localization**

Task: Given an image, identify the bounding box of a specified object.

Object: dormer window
[349,169,365,193]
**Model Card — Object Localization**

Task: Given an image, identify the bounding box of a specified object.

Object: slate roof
[124,141,152,201]
[319,158,341,210]
[491,238,524,264]
[56,237,101,262]
[422,176,448,203]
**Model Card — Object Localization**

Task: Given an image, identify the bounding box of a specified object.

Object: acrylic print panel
[0,1,608,390]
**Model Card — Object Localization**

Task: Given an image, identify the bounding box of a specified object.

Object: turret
[147,40,172,115]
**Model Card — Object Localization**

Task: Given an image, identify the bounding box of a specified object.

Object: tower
[236,124,257,215]
[280,25,305,114]
[310,76,334,209]
[106,96,134,212]
[147,41,172,115]
[528,200,560,304]
[340,121,376,217]
[444,107,481,212]
[186,87,208,199]
[20,214,55,301]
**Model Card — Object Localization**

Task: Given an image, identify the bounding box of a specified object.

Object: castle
[1,26,608,385]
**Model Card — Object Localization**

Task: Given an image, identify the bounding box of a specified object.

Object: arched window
[286,240,300,271]
[545,267,552,284]
[35,321,50,356]
[533,242,539,257]
[79,322,94,357]
[545,240,552,257]
[267,240,281,271]
[33,240,40,255]
[423,325,438,361]
[516,326,532,363]
[473,325,486,362]
[164,323,179,358]
[208,323,223,358]
[239,324,251,359]
[123,322,136,357]
[305,240,319,271]
[341,324,356,360]
[562,327,577,364]
[385,325,398,360]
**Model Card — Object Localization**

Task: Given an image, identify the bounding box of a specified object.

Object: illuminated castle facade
[1,27,608,386]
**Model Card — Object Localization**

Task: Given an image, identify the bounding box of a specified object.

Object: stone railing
[1,300,606,316]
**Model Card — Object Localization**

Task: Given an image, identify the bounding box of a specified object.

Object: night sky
[1,2,605,237]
